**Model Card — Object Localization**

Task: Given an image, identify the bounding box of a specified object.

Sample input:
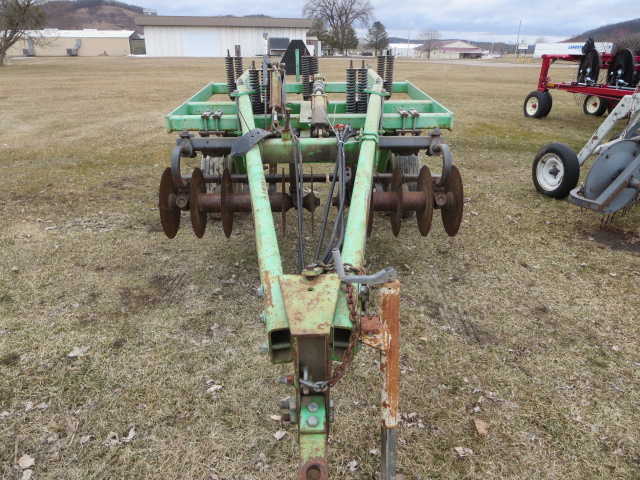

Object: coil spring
[309,56,319,75]
[225,54,236,96]
[345,67,357,113]
[377,55,385,79]
[234,56,244,83]
[357,67,368,113]
[384,55,394,97]
[264,67,271,112]
[249,68,263,114]
[312,79,325,94]
[301,56,311,99]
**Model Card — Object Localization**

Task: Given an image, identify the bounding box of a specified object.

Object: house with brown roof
[415,40,483,59]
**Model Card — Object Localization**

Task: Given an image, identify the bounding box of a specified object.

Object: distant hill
[42,0,143,33]
[567,18,640,45]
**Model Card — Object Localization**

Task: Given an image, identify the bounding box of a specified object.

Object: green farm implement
[158,52,464,479]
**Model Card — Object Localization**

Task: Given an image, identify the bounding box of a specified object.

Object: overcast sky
[132,1,637,44]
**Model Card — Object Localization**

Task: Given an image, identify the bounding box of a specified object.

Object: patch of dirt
[586,228,640,255]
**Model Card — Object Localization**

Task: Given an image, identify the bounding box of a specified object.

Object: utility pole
[514,20,522,56]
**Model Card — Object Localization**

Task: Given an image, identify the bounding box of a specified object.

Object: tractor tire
[523,91,550,119]
[541,91,553,117]
[390,153,420,218]
[583,96,608,116]
[532,143,580,199]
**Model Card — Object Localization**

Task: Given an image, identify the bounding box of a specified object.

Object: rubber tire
[390,153,420,218]
[541,91,553,117]
[523,91,549,119]
[532,143,580,199]
[583,96,608,117]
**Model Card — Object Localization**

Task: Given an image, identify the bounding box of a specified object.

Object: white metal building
[135,16,312,57]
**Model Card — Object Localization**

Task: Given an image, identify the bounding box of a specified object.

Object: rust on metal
[298,458,328,480]
[279,274,341,336]
[158,167,181,239]
[440,164,464,236]
[416,165,434,236]
[360,316,386,350]
[379,280,400,429]
[189,167,207,238]
[390,167,403,236]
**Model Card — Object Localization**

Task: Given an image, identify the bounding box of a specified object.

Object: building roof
[135,15,313,29]
[437,47,484,53]
[415,40,482,51]
[37,29,137,39]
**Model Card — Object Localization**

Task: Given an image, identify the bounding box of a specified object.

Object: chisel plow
[157,52,464,479]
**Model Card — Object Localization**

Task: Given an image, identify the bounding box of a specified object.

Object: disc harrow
[158,51,463,479]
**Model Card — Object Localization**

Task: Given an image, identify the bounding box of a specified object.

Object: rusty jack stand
[361,280,400,479]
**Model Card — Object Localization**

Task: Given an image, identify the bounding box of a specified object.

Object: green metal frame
[165,66,454,478]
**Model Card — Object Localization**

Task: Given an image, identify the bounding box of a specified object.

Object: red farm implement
[523,38,640,119]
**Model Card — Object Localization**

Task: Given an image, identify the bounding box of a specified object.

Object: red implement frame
[535,53,640,103]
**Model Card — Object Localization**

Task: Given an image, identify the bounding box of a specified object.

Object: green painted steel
[165,80,453,133]
[234,72,291,363]
[341,70,384,268]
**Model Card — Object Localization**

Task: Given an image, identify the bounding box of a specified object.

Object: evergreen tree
[365,21,389,56]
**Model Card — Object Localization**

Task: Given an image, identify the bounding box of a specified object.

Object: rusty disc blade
[190,167,207,238]
[441,165,463,236]
[159,167,180,239]
[220,168,234,238]
[416,165,434,236]
[389,167,403,237]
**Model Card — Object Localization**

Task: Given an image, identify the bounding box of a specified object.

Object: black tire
[523,91,549,119]
[532,143,580,199]
[542,91,553,117]
[583,96,608,116]
[577,48,601,84]
[390,153,420,218]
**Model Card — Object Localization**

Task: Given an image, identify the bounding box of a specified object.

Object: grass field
[1,55,638,480]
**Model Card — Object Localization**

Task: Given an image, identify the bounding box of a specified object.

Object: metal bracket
[331,248,397,285]
[230,128,275,157]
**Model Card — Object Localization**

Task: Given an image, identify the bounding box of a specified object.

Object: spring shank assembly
[159,55,464,479]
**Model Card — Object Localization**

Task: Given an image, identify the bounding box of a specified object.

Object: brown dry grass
[1,56,639,480]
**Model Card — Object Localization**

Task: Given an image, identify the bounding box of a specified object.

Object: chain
[299,262,365,392]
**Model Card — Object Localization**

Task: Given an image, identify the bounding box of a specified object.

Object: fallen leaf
[103,432,119,446]
[20,470,33,480]
[475,418,490,437]
[368,448,380,456]
[122,426,137,443]
[0,411,10,418]
[67,346,90,358]
[273,429,286,441]
[269,414,282,421]
[206,385,223,394]
[348,460,358,472]
[80,435,92,445]
[24,402,34,412]
[454,446,474,458]
[18,454,35,469]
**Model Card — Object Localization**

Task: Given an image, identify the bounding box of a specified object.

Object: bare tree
[419,29,441,59]
[303,0,373,54]
[0,0,46,66]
